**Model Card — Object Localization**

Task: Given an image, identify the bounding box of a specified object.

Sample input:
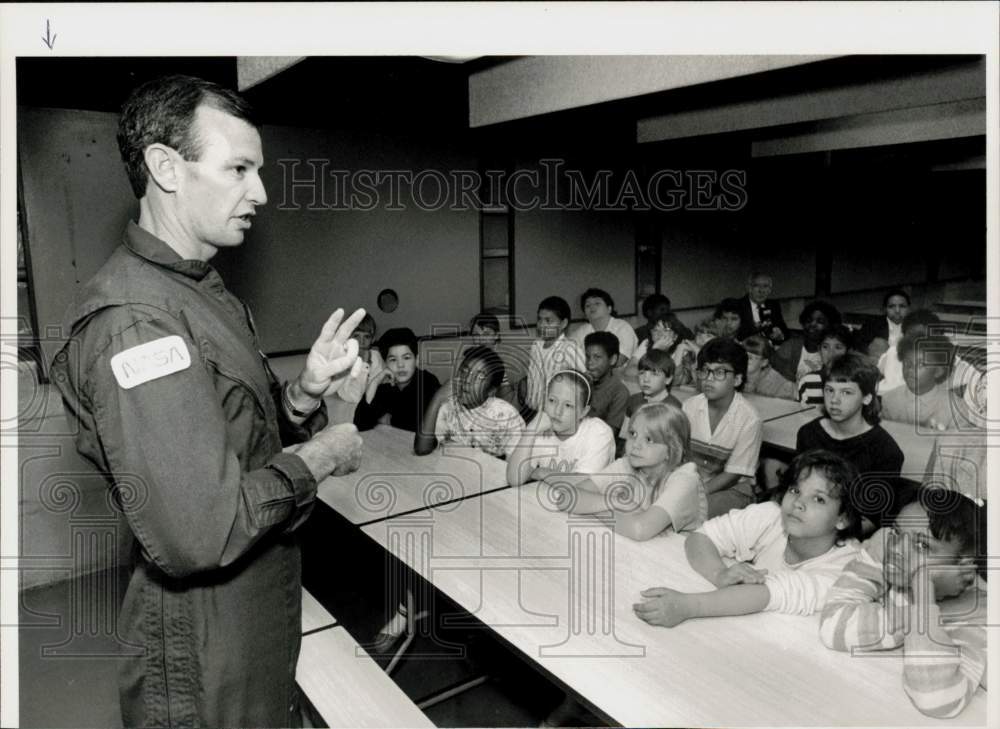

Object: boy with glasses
[682,339,763,517]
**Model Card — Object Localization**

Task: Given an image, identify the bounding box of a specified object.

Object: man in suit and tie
[736,272,789,344]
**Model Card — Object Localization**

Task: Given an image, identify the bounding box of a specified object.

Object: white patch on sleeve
[110,335,191,389]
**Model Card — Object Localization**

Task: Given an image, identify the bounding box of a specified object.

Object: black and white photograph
[1,3,996,728]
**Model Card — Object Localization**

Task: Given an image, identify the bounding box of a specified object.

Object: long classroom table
[360,480,985,727]
[314,424,509,525]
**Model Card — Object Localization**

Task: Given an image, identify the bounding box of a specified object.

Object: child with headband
[507,369,614,486]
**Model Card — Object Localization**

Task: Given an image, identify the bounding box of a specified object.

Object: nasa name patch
[110,336,191,389]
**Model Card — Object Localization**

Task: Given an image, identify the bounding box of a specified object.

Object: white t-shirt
[698,501,861,614]
[526,416,615,474]
[572,317,639,361]
[588,459,707,533]
[435,396,525,458]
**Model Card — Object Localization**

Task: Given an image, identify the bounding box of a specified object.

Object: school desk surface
[361,482,987,727]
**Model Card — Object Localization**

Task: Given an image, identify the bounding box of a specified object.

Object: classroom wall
[18,108,138,368]
[18,108,481,359]
[214,124,480,350]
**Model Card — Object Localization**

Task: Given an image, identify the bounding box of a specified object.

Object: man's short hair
[117,74,259,199]
[748,272,772,285]
[584,331,620,358]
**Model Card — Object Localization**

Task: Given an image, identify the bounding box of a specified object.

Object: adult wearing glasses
[681,338,763,518]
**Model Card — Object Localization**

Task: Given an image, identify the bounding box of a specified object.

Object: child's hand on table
[633,587,693,628]
[713,562,769,587]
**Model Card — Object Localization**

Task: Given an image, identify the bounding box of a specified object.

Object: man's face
[174,105,267,257]
[748,276,772,304]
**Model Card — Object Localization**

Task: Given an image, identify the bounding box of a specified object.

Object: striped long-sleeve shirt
[819,544,987,719]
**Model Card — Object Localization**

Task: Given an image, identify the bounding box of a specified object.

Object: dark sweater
[353,368,440,433]
[795,416,905,526]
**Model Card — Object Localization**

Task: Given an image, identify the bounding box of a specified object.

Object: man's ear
[143,144,181,193]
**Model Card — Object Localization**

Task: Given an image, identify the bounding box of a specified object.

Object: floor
[17,503,601,728]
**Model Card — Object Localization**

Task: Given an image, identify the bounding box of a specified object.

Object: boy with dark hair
[354,327,440,432]
[682,338,763,517]
[820,487,986,719]
[520,296,586,414]
[584,331,630,435]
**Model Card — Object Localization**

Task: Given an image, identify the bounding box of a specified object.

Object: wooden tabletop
[361,483,985,726]
[316,425,509,525]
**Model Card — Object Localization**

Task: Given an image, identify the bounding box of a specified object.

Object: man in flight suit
[50,74,364,727]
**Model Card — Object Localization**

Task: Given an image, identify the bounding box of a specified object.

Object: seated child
[328,312,384,404]
[415,345,525,458]
[468,311,511,388]
[627,316,697,383]
[572,288,639,365]
[634,292,694,343]
[797,325,853,406]
[682,338,763,518]
[673,318,721,388]
[742,334,797,400]
[713,297,745,341]
[619,349,682,455]
[820,487,986,719]
[633,449,862,627]
[772,300,842,382]
[547,401,705,541]
[881,334,968,430]
[520,296,586,415]
[878,309,940,393]
[353,327,439,432]
[506,370,614,486]
[469,311,501,348]
[795,353,904,529]
[856,288,910,361]
[583,331,630,435]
